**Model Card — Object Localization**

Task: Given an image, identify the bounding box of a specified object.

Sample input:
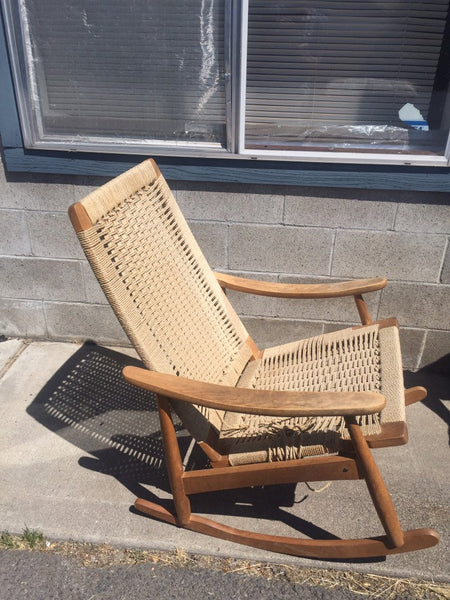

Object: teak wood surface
[123,368,386,418]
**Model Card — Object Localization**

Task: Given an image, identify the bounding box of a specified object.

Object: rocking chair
[69,159,439,560]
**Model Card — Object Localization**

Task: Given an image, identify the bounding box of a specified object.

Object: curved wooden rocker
[69,158,439,560]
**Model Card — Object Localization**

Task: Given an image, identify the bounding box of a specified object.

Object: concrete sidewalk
[0,338,449,582]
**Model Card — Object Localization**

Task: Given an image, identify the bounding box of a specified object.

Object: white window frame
[237,0,450,167]
[2,0,234,158]
[3,0,450,167]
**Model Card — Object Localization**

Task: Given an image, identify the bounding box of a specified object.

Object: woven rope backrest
[75,160,252,389]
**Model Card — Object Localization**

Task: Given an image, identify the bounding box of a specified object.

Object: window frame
[2,0,235,158]
[4,0,450,167]
[237,0,450,167]
[1,1,450,191]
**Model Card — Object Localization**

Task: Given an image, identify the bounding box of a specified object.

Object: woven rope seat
[69,158,438,559]
[220,324,405,465]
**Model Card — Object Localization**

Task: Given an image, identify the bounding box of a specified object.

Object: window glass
[15,0,226,146]
[244,0,450,156]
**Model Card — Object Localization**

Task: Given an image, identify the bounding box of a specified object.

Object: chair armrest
[213,271,386,298]
[123,367,385,418]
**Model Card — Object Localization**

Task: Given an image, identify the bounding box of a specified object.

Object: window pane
[245,0,450,155]
[20,0,226,146]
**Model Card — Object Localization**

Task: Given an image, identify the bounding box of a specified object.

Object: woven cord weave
[76,164,251,430]
[221,325,401,465]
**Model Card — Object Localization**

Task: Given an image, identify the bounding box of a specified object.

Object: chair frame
[69,161,439,560]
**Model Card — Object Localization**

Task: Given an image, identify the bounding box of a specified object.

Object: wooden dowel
[404,386,427,406]
[354,294,373,325]
[345,416,404,548]
[157,395,191,526]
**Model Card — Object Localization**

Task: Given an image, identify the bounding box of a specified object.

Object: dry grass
[1,531,449,599]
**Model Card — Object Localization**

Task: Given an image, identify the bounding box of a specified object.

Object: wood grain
[123,367,386,417]
[214,271,387,298]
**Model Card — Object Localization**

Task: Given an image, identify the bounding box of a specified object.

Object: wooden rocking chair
[69,159,439,560]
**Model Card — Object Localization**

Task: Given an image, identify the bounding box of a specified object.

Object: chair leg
[345,416,404,548]
[354,294,372,325]
[154,395,192,526]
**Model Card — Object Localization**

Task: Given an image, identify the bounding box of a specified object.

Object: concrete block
[229,224,333,275]
[347,187,447,206]
[323,322,354,334]
[284,194,396,230]
[419,330,450,369]
[1,257,85,302]
[398,328,426,371]
[379,282,450,330]
[44,302,128,344]
[440,243,450,284]
[0,299,47,338]
[0,163,22,209]
[226,271,278,318]
[333,231,445,283]
[282,185,447,206]
[81,262,108,304]
[0,209,30,255]
[27,211,85,259]
[242,317,323,349]
[395,203,450,234]
[189,222,227,269]
[71,176,111,201]
[277,274,380,322]
[0,161,76,211]
[177,182,283,224]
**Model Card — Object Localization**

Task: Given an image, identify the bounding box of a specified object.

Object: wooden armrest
[123,367,385,418]
[213,272,387,298]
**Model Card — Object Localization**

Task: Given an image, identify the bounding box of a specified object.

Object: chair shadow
[27,341,385,563]
[27,342,179,494]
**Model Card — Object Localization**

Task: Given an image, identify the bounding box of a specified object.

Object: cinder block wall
[1,159,449,371]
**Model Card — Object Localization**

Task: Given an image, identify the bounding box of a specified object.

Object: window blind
[245,0,449,152]
[23,0,226,145]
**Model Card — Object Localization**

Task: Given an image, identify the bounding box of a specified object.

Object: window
[240,0,450,164]
[3,0,229,154]
[2,0,450,166]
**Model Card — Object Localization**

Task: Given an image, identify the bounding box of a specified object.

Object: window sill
[3,146,450,192]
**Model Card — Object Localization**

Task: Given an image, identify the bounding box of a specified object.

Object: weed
[21,527,45,548]
[0,531,17,549]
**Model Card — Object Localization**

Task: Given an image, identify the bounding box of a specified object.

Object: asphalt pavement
[2,548,445,600]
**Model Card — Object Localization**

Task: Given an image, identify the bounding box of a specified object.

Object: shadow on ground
[26,342,449,563]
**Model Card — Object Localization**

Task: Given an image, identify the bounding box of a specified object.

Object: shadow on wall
[404,353,450,444]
